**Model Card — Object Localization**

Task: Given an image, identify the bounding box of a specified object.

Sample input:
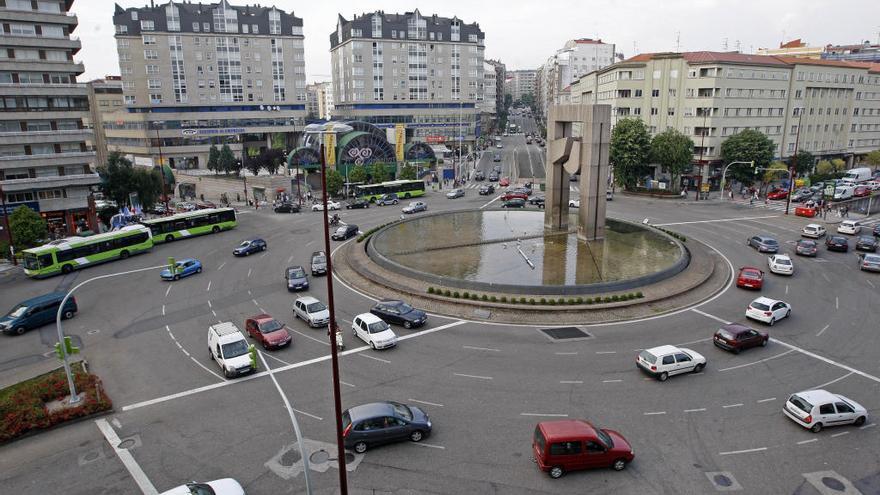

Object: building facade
[506,69,536,102]
[0,0,101,239]
[757,39,824,59]
[108,0,307,172]
[330,10,484,150]
[822,42,880,63]
[538,39,616,119]
[485,58,505,117]
[86,76,124,169]
[480,59,497,132]
[571,51,880,185]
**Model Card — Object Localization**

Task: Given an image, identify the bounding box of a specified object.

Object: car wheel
[549,466,564,479]
[245,251,250,256]
[855,416,866,426]
[370,341,376,350]
[769,317,775,326]
[173,274,180,281]
[263,342,269,350]
[166,234,174,243]
[61,264,73,275]
[63,310,74,320]
[354,442,368,454]
[694,363,705,373]
[612,459,628,471]
[410,430,424,442]
[658,372,668,382]
[224,368,233,379]
[785,309,791,319]
[761,338,768,347]
[14,326,27,335]
[212,226,220,234]
[404,321,412,329]
[209,348,214,360]
[120,250,130,259]
[810,422,823,433]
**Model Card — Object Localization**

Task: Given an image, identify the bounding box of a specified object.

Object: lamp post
[719,160,756,200]
[0,183,16,265]
[784,115,803,216]
[154,124,170,215]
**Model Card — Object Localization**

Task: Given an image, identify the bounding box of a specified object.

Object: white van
[833,185,854,200]
[842,167,873,184]
[208,322,255,378]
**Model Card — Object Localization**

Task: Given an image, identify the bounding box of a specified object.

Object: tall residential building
[86,77,125,169]
[108,1,307,171]
[571,51,880,186]
[480,60,497,132]
[305,82,320,118]
[537,38,616,118]
[306,81,332,120]
[0,0,101,239]
[485,59,505,116]
[330,10,485,149]
[506,69,537,102]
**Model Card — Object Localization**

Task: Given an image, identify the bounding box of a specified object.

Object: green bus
[355,180,426,202]
[141,207,237,244]
[22,225,154,278]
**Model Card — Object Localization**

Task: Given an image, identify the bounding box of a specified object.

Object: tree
[325,168,344,197]
[369,162,390,183]
[207,145,220,174]
[865,149,880,169]
[762,161,790,184]
[218,144,236,175]
[720,129,775,186]
[244,148,262,177]
[831,158,846,172]
[399,164,417,180]
[348,165,367,184]
[792,149,815,175]
[97,151,163,210]
[9,205,46,250]
[609,118,652,190]
[650,129,694,192]
[815,160,834,175]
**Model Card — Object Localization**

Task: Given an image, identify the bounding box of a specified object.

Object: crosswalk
[727,198,880,227]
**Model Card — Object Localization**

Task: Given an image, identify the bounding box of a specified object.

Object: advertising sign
[324,132,336,166]
[395,124,405,162]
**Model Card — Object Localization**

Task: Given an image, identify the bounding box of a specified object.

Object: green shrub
[500,296,508,303]
[427,287,434,294]
[490,295,497,302]
[566,298,575,305]
[611,295,620,302]
[557,298,565,305]
[520,297,527,304]
[540,298,547,304]
[586,298,594,305]
[471,293,479,300]
[594,296,603,304]
[604,296,612,303]
[462,291,469,299]
[529,298,536,305]
[443,289,451,297]
[452,291,460,298]
[636,291,644,298]
[481,294,488,301]
[548,299,556,306]
[576,297,584,304]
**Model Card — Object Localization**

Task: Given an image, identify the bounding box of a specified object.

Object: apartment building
[506,69,536,102]
[330,10,484,150]
[537,39,616,118]
[823,42,880,63]
[86,77,124,169]
[485,58,505,117]
[480,59,497,131]
[0,0,101,239]
[108,1,307,171]
[571,51,880,184]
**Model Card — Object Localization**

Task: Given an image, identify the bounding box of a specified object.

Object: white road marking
[772,337,880,384]
[813,372,854,389]
[463,345,501,352]
[719,447,767,456]
[684,408,707,413]
[408,399,444,407]
[602,379,623,383]
[785,284,789,295]
[217,262,226,271]
[560,380,584,384]
[262,352,292,367]
[595,351,617,354]
[653,215,779,227]
[287,327,330,346]
[211,310,217,317]
[643,411,667,416]
[189,357,225,380]
[161,305,165,316]
[360,353,391,364]
[454,373,492,380]
[247,268,252,278]
[207,300,212,308]
[292,408,323,421]
[252,299,259,306]
[259,307,267,313]
[206,280,211,292]
[95,419,158,495]
[860,423,876,430]
[757,397,777,403]
[164,285,172,298]
[723,403,744,409]
[554,352,578,355]
[831,431,850,438]
[340,381,355,388]
[816,324,830,337]
[520,412,568,417]
[797,439,818,445]
[479,194,503,209]
[822,273,831,282]
[691,308,729,324]
[868,280,876,289]
[835,296,839,310]
[717,349,794,372]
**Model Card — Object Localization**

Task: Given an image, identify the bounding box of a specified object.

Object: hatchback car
[826,235,849,252]
[331,224,359,240]
[474,171,485,181]
[285,266,309,291]
[767,188,788,200]
[342,401,431,453]
[736,266,764,289]
[370,300,427,329]
[311,200,341,211]
[376,194,399,206]
[801,224,826,238]
[837,220,861,235]
[160,258,202,280]
[853,185,871,197]
[856,235,878,252]
[858,253,880,272]
[747,235,779,253]
[274,202,300,213]
[159,479,245,495]
[310,251,327,276]
[446,188,465,199]
[352,313,397,349]
[530,196,546,208]
[501,191,528,201]
[345,199,370,209]
[488,173,499,182]
[745,296,791,326]
[767,254,794,275]
[795,239,818,257]
[245,314,291,350]
[478,184,495,195]
[532,420,634,479]
[636,345,706,381]
[292,296,330,328]
[233,238,266,256]
[402,201,427,214]
[502,198,526,208]
[783,390,868,433]
[499,177,511,187]
[714,322,769,352]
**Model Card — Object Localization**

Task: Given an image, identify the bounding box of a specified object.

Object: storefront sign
[425,135,446,144]
[324,132,336,166]
[181,128,246,136]
[1,201,39,215]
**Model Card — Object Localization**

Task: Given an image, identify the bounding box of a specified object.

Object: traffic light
[54,336,79,360]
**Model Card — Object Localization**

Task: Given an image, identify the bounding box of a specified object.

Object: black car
[346,199,370,209]
[874,224,880,237]
[795,239,818,257]
[501,198,526,208]
[529,195,545,208]
[826,235,849,252]
[478,184,495,195]
[285,266,309,291]
[488,173,499,182]
[370,300,427,329]
[856,235,878,252]
[342,401,432,453]
[274,202,300,213]
[376,194,399,206]
[474,171,485,181]
[233,238,267,256]
[331,224,359,240]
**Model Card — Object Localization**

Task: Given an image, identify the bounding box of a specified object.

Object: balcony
[0,129,92,145]
[0,173,101,192]
[0,82,88,97]
[0,151,95,170]
[0,34,81,52]
[0,60,84,74]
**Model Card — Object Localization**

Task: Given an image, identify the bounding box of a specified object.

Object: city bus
[355,180,426,202]
[140,207,237,244]
[22,225,154,278]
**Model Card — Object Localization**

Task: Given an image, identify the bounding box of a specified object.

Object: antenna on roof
[675,31,681,52]
[735,40,742,53]
[722,38,728,51]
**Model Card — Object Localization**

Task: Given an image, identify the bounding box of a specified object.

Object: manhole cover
[309,450,330,464]
[280,448,302,466]
[704,471,742,491]
[87,329,100,335]
[821,477,846,491]
[117,439,136,450]
[83,451,100,462]
[714,474,732,487]
[343,452,355,463]
[539,327,592,340]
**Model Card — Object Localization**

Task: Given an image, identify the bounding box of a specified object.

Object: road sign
[700,183,710,193]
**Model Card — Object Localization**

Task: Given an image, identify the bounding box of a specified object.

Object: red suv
[245,314,291,350]
[532,420,634,479]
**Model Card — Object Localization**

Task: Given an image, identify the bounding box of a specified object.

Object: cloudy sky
[79,0,879,81]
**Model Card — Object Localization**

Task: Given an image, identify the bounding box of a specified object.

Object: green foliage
[792,150,815,175]
[399,164,417,180]
[611,295,620,302]
[490,295,497,302]
[529,298,536,305]
[586,298,594,305]
[636,291,644,298]
[520,297,527,304]
[540,298,547,305]
[576,297,584,304]
[548,299,556,306]
[720,129,775,186]
[481,294,489,301]
[471,293,478,300]
[207,145,220,174]
[462,291,470,299]
[763,161,790,183]
[369,162,391,183]
[218,144,237,175]
[650,129,695,192]
[865,150,880,167]
[815,160,844,176]
[427,287,434,294]
[271,132,286,150]
[443,289,451,297]
[348,165,368,184]
[98,152,161,209]
[8,206,46,251]
[610,118,653,190]
[830,158,846,172]
[244,150,262,177]
[325,168,344,197]
[500,296,508,303]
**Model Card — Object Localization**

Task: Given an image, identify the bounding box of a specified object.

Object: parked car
[493,153,502,162]
[795,239,818,257]
[274,202,300,213]
[736,266,764,290]
[293,296,330,328]
[853,185,871,197]
[856,235,878,252]
[208,322,255,378]
[767,254,794,275]
[233,238,266,256]
[159,479,245,495]
[245,314,291,350]
[332,224,359,241]
[499,177,511,187]
[791,188,814,202]
[0,292,77,336]
[767,188,789,200]
[161,258,203,280]
[532,420,634,479]
[311,200,341,211]
[826,235,849,252]
[346,199,370,209]
[351,313,397,349]
[858,253,880,272]
[342,401,431,453]
[837,220,862,235]
[747,235,779,253]
[784,390,868,433]
[402,201,427,214]
[488,173,499,182]
[636,345,706,381]
[478,184,495,195]
[501,191,528,201]
[745,296,791,326]
[474,171,485,181]
[196,200,217,209]
[714,322,769,352]
[310,251,327,276]
[529,196,546,208]
[446,188,465,199]
[801,224,826,238]
[501,198,526,208]
[370,300,427,329]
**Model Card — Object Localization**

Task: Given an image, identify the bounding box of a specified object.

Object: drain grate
[539,327,592,340]
[704,471,743,491]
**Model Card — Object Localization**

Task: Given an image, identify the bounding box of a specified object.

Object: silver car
[402,201,427,214]
[858,253,880,272]
[747,235,779,253]
[446,188,464,199]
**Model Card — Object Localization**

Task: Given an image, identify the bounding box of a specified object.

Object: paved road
[2,192,879,494]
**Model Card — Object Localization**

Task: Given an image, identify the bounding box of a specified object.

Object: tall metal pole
[784,114,803,216]
[155,127,170,214]
[318,139,349,494]
[696,111,708,200]
[0,184,16,265]
[458,99,463,184]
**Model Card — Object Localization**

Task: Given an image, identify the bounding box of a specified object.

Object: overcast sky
[79,0,879,82]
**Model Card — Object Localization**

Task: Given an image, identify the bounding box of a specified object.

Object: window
[140,20,155,31]
[116,25,128,34]
[372,14,382,37]
[124,95,136,105]
[166,3,180,31]
[451,20,460,42]
[351,28,363,37]
[144,49,159,60]
[146,65,159,75]
[269,9,281,35]
[662,355,674,365]
[549,442,582,455]
[819,404,835,415]
[10,23,36,36]
[142,35,156,45]
[148,79,161,89]
[193,22,200,32]
[150,93,162,104]
[651,89,659,97]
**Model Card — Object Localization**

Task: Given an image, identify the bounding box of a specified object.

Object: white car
[293,296,330,328]
[636,345,706,382]
[352,313,397,350]
[837,220,861,235]
[208,322,255,379]
[160,479,245,495]
[801,223,826,238]
[311,201,341,211]
[767,254,794,275]
[746,296,791,325]
[783,389,868,433]
[568,198,580,208]
[865,180,880,191]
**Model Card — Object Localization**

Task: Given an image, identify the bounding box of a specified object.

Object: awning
[430,145,452,155]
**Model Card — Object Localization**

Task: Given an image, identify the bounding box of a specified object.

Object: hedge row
[357,219,401,243]
[653,226,687,243]
[426,286,644,305]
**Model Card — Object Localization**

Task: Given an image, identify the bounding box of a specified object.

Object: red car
[501,191,528,201]
[499,177,511,187]
[853,186,871,198]
[533,420,634,479]
[767,189,788,200]
[713,323,769,354]
[245,314,292,350]
[736,266,764,290]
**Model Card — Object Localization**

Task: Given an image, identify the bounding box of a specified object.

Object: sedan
[233,238,266,256]
[160,258,202,281]
[501,191,528,201]
[342,401,431,454]
[858,253,880,272]
[714,322,769,352]
[370,300,427,329]
[568,198,580,208]
[736,266,764,290]
[345,199,370,209]
[747,235,779,253]
[501,198,526,208]
[488,173,499,182]
[853,185,871,197]
[856,235,878,252]
[331,224,359,241]
[376,194,399,206]
[402,201,427,214]
[791,189,814,202]
[474,171,485,181]
[311,201,341,211]
[767,188,789,200]
[446,188,465,199]
[478,184,495,195]
[795,239,818,257]
[768,254,794,275]
[245,314,291,350]
[274,202,300,213]
[285,265,309,291]
[499,177,511,187]
[745,296,791,326]
[529,196,546,208]
[826,235,849,252]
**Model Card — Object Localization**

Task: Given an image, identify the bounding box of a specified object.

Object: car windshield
[799,240,816,247]
[239,241,250,247]
[312,255,326,263]
[391,402,413,421]
[7,304,28,318]
[306,302,326,313]
[763,239,778,245]
[775,258,791,265]
[368,321,390,334]
[184,483,217,495]
[743,270,760,278]
[221,340,249,358]
[750,302,770,311]
[288,268,305,278]
[596,428,614,449]
[23,254,40,270]
[335,227,347,234]
[396,303,413,313]
[788,395,812,414]
[259,319,283,333]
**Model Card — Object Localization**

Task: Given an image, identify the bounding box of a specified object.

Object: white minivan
[833,185,854,200]
[208,322,255,378]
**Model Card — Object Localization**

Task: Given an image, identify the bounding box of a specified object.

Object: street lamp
[153,122,171,215]
[719,161,756,200]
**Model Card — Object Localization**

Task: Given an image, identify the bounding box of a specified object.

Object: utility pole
[784,115,803,216]
[0,184,16,265]
[155,126,170,214]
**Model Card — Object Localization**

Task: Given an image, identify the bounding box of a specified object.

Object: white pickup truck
[208,322,255,378]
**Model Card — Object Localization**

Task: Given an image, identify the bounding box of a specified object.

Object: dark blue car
[233,238,267,256]
[161,258,202,280]
[342,401,432,453]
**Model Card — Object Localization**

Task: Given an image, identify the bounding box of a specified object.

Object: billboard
[395,124,405,162]
[324,132,336,166]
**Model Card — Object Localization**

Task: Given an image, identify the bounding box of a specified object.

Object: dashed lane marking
[95,419,158,495]
[207,300,212,308]
[757,397,777,403]
[520,413,568,417]
[161,305,165,316]
[411,442,445,449]
[831,431,850,438]
[560,380,583,384]
[359,353,391,364]
[463,345,501,352]
[602,379,623,383]
[206,280,211,292]
[717,349,794,372]
[643,411,666,416]
[164,285,172,298]
[719,447,767,456]
[454,373,492,380]
[722,403,744,409]
[860,423,876,430]
[217,262,226,271]
[868,280,876,289]
[341,381,355,388]
[684,408,707,413]
[247,268,252,278]
[816,324,830,337]
[797,439,818,445]
[252,299,259,306]
[211,310,217,317]
[595,351,617,354]
[836,296,839,310]
[409,399,444,407]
